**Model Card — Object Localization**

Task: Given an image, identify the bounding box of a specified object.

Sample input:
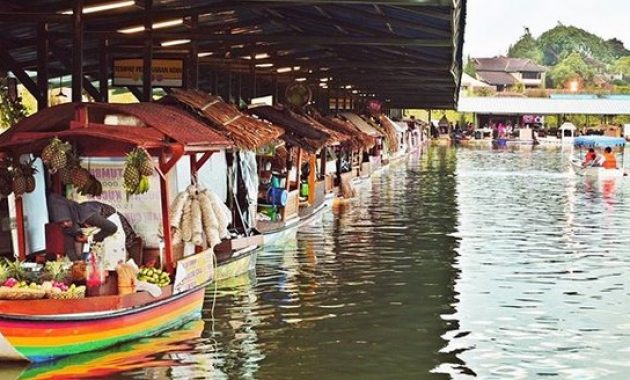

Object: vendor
[47,193,118,260]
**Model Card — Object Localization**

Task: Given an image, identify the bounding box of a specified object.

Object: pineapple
[42,138,72,173]
[0,260,8,283]
[44,261,70,283]
[12,175,27,196]
[123,165,140,192]
[0,169,11,197]
[24,176,35,193]
[5,259,27,281]
[59,166,74,185]
[137,151,154,176]
[70,167,90,188]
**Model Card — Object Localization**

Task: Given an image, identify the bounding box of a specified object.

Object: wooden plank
[0,47,39,99]
[72,0,83,102]
[37,23,49,111]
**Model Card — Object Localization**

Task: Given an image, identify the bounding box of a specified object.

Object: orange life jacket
[603,152,617,169]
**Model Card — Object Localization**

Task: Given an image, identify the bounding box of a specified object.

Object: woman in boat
[47,193,118,260]
[602,147,618,169]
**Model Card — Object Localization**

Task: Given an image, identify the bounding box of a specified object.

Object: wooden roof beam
[0,45,39,98]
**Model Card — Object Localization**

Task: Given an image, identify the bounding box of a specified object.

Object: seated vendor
[47,193,118,261]
[582,148,598,167]
[602,147,618,169]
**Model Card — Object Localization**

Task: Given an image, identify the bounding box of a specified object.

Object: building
[473,56,547,91]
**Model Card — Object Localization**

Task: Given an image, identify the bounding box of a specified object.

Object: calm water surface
[13,146,630,379]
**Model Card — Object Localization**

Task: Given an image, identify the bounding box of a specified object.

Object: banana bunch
[128,175,150,195]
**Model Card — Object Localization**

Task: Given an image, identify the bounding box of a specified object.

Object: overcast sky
[464,0,630,58]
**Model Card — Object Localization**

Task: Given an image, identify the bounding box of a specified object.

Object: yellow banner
[113,58,183,87]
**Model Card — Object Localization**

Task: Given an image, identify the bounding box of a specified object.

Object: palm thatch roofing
[247,105,330,153]
[161,89,283,150]
[310,111,375,150]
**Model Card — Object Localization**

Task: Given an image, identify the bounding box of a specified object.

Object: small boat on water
[570,136,627,178]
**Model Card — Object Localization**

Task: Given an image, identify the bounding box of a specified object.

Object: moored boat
[570,136,627,178]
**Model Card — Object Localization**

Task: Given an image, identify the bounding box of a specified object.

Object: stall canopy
[248,105,330,153]
[0,102,231,155]
[0,0,466,110]
[161,89,284,150]
[341,113,382,137]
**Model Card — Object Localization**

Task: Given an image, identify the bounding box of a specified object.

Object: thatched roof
[162,89,284,150]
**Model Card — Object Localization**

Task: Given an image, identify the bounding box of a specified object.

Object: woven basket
[0,288,46,300]
[47,288,86,300]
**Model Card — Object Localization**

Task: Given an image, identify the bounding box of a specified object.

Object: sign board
[521,115,544,124]
[112,58,183,87]
[71,160,163,248]
[173,249,214,294]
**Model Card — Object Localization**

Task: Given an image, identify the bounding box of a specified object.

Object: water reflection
[449,147,630,379]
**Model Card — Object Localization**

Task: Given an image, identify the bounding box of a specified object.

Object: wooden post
[285,147,292,191]
[320,148,327,178]
[159,154,173,273]
[99,39,109,102]
[308,154,316,204]
[295,148,302,192]
[37,22,48,110]
[227,70,233,103]
[189,15,199,89]
[237,73,242,105]
[71,0,83,102]
[15,196,26,261]
[143,0,153,102]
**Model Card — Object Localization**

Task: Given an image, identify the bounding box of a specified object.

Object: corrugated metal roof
[458,97,630,115]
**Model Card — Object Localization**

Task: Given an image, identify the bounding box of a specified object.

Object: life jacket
[603,152,617,169]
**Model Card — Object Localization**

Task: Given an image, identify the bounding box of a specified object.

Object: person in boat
[582,148,598,167]
[602,147,618,169]
[47,193,118,260]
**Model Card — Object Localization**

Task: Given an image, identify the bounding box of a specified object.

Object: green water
[14,146,630,379]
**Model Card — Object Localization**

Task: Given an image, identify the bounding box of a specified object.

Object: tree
[507,27,544,64]
[0,78,27,130]
[613,56,630,79]
[538,25,617,66]
[463,56,476,77]
[548,52,595,88]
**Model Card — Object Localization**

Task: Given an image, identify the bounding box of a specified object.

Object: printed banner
[173,249,214,294]
[113,58,183,87]
[71,161,163,248]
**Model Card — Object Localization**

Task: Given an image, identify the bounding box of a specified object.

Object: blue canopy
[573,136,626,148]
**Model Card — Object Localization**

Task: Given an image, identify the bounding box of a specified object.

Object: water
[12,146,630,379]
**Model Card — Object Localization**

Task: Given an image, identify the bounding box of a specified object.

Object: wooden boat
[16,319,204,379]
[0,102,262,362]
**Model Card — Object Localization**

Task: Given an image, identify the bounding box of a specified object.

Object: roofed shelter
[0,0,466,111]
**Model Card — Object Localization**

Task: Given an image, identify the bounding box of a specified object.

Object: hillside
[505,24,630,90]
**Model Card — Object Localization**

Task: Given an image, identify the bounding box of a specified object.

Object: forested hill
[505,24,630,89]
[508,24,629,66]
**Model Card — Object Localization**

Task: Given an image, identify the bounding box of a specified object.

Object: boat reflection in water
[11,320,205,380]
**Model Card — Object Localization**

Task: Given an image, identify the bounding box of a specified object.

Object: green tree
[538,24,617,66]
[548,52,594,88]
[0,78,27,130]
[463,56,476,77]
[507,27,544,64]
[613,56,630,78]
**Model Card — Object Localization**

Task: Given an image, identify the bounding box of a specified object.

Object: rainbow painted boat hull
[0,286,205,363]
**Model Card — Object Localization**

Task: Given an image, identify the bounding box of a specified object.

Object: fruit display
[43,260,70,283]
[123,148,153,196]
[169,184,232,248]
[41,137,72,173]
[42,281,86,299]
[137,267,171,287]
[0,278,46,300]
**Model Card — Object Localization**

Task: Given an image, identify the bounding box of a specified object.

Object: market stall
[0,101,255,362]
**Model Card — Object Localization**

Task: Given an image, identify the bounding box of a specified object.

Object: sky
[464,0,630,58]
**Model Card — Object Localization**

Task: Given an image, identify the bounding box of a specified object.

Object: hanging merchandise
[11,159,38,196]
[169,183,232,249]
[123,148,153,196]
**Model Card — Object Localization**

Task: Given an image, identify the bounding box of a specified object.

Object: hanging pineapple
[12,160,37,196]
[70,166,90,189]
[0,167,12,197]
[124,148,152,196]
[41,137,72,173]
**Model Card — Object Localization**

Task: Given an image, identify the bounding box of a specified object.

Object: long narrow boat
[0,102,260,362]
